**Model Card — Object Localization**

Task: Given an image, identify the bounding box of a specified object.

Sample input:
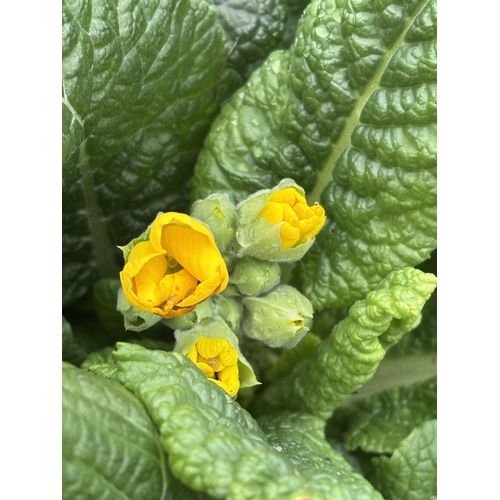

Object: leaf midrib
[306,0,430,205]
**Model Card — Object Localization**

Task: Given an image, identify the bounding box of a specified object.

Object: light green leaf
[258,412,384,499]
[110,342,382,499]
[343,377,436,454]
[62,362,167,500]
[192,0,437,310]
[372,419,437,500]
[255,267,436,420]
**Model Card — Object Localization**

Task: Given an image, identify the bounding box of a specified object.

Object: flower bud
[236,179,326,262]
[241,285,313,348]
[174,318,259,397]
[191,194,238,266]
[231,257,281,296]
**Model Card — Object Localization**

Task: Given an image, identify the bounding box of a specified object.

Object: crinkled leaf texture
[107,342,383,499]
[192,0,437,310]
[343,377,436,454]
[372,419,437,500]
[255,267,436,420]
[62,362,167,500]
[62,0,289,307]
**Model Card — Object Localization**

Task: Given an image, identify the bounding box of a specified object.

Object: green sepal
[117,287,162,332]
[372,420,437,500]
[164,295,241,333]
[255,268,437,419]
[174,317,259,390]
[235,179,317,262]
[117,220,154,263]
[241,285,313,348]
[163,299,214,331]
[190,193,238,264]
[230,257,281,296]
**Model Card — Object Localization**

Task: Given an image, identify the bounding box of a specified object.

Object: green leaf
[254,267,436,420]
[208,0,289,81]
[258,412,384,499]
[62,362,167,500]
[372,419,437,500]
[192,0,437,310]
[110,342,381,499]
[343,377,436,454]
[93,279,126,338]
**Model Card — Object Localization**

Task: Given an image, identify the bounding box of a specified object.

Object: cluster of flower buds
[117,179,326,397]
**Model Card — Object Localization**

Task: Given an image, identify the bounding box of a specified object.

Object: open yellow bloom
[186,336,240,397]
[258,188,326,249]
[119,213,229,318]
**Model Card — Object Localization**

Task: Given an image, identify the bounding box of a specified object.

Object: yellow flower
[258,188,326,249]
[119,213,229,318]
[186,336,240,397]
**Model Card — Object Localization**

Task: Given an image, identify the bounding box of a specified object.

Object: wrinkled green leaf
[372,420,437,500]
[93,279,126,338]
[108,342,382,499]
[62,362,167,500]
[258,412,384,499]
[192,0,437,310]
[255,267,436,419]
[343,377,436,454]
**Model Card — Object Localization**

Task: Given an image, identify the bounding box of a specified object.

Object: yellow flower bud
[186,336,240,397]
[119,213,229,318]
[258,187,326,249]
[236,179,327,262]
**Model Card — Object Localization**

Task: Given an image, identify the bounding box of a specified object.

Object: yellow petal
[292,202,314,220]
[186,346,198,364]
[217,365,240,397]
[196,361,215,379]
[279,223,301,249]
[258,201,284,224]
[196,337,227,358]
[269,187,303,206]
[218,345,238,367]
[134,255,168,303]
[156,269,198,317]
[176,271,223,308]
[122,241,166,278]
[281,203,300,227]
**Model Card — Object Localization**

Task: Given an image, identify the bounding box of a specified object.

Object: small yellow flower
[119,213,229,318]
[258,188,326,249]
[186,336,240,397]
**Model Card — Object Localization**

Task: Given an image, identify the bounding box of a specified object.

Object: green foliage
[62,362,167,499]
[372,420,437,500]
[62,0,438,498]
[255,268,436,419]
[192,0,437,310]
[62,0,291,307]
[343,377,437,454]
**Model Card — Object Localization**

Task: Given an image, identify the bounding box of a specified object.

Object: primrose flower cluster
[117,179,326,397]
